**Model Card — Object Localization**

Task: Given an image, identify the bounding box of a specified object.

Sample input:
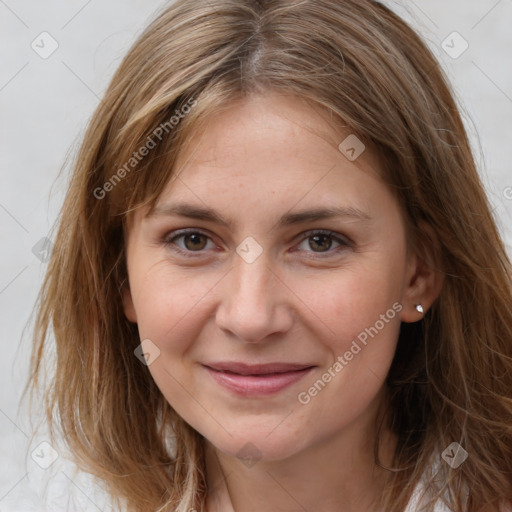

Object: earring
[415,304,424,314]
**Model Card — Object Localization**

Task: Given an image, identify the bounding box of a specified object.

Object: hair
[25,0,512,511]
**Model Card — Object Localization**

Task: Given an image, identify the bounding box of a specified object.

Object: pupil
[186,234,206,250]
[311,235,331,252]
[183,234,332,252]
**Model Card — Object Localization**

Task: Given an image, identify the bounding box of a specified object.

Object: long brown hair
[26,0,512,510]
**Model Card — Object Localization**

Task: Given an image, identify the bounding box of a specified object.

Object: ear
[400,221,445,323]
[122,281,138,323]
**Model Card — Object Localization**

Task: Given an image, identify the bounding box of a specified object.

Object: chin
[203,420,308,464]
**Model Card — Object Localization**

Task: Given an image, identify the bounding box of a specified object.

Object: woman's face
[123,93,420,462]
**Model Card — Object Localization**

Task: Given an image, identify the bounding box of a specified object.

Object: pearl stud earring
[415,304,424,314]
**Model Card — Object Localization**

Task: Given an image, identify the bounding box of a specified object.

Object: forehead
[125,92,396,234]
[158,94,382,198]
[176,93,380,171]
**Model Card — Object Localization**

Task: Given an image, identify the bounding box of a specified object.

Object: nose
[215,254,294,343]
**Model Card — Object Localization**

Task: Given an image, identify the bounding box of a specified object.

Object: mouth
[202,362,315,396]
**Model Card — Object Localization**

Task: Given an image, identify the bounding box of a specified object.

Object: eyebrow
[148,202,371,229]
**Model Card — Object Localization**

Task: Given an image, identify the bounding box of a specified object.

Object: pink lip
[202,362,315,396]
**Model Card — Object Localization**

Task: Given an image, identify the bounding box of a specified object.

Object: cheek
[129,268,211,420]
[297,292,401,431]
[130,265,219,351]
[290,259,403,420]
[294,259,403,348]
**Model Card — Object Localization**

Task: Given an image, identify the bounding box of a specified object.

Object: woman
[27,0,512,510]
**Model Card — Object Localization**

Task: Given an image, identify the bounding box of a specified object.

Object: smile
[202,362,315,397]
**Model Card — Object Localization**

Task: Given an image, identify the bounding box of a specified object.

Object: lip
[202,362,315,396]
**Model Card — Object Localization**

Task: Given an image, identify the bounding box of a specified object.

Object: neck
[205,389,397,512]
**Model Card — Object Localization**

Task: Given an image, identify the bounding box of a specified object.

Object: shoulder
[404,480,450,512]
[405,479,512,512]
[405,450,512,512]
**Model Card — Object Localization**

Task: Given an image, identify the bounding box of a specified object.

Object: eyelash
[162,228,352,259]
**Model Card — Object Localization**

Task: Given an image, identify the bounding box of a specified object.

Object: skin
[122,93,443,511]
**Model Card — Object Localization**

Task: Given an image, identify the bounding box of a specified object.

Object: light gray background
[1,1,511,510]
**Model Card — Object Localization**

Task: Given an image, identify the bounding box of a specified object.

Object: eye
[163,229,216,257]
[294,230,351,256]
[161,228,352,259]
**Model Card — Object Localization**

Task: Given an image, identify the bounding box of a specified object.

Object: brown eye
[308,234,334,252]
[295,230,351,257]
[163,229,215,256]
[182,233,208,251]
